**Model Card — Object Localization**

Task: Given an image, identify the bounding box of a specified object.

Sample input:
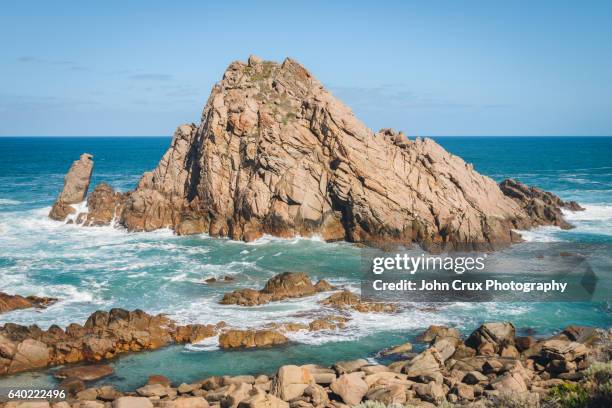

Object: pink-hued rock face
[49,56,581,250]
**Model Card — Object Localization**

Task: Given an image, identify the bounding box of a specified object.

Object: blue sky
[1,1,610,136]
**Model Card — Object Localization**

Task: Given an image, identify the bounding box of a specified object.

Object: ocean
[0,136,610,390]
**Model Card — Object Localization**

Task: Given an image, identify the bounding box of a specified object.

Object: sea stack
[49,153,94,221]
[49,56,581,250]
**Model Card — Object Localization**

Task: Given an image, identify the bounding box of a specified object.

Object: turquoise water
[0,136,610,390]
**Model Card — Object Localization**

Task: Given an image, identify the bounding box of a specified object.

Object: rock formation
[48,56,582,250]
[4,322,608,408]
[49,153,94,221]
[220,272,334,306]
[0,292,57,314]
[218,329,288,349]
[320,290,397,313]
[0,308,222,375]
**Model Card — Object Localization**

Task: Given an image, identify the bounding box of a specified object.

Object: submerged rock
[49,57,581,250]
[54,364,114,381]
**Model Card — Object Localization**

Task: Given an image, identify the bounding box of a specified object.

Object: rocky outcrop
[0,309,221,375]
[49,153,94,220]
[0,292,57,314]
[218,329,288,349]
[499,179,584,229]
[49,57,582,250]
[320,290,396,313]
[81,183,126,226]
[220,272,334,306]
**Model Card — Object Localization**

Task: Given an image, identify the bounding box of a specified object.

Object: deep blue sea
[0,136,610,390]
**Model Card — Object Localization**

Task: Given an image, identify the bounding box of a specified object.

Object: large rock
[239,389,288,408]
[8,338,49,373]
[60,57,579,250]
[219,329,288,349]
[465,322,515,353]
[329,372,368,405]
[82,183,125,226]
[49,153,94,221]
[0,293,57,314]
[161,398,209,408]
[271,365,314,401]
[402,349,443,380]
[417,325,461,343]
[540,339,588,362]
[113,397,153,408]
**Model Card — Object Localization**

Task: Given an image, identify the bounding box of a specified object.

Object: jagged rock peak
[49,56,581,250]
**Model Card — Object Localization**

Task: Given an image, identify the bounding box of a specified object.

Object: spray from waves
[563,205,612,222]
[514,226,564,243]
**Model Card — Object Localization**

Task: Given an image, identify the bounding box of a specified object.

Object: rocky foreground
[1,322,610,408]
[49,56,583,250]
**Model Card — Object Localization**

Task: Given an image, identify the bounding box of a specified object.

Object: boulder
[136,383,171,397]
[303,384,329,407]
[540,339,588,362]
[161,400,210,408]
[301,364,336,385]
[330,372,368,405]
[366,383,407,405]
[417,325,460,343]
[332,359,369,374]
[491,371,528,394]
[412,382,446,404]
[238,389,288,408]
[465,322,515,353]
[113,397,153,408]
[381,342,412,356]
[224,383,253,408]
[8,338,49,373]
[271,365,314,401]
[402,349,443,380]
